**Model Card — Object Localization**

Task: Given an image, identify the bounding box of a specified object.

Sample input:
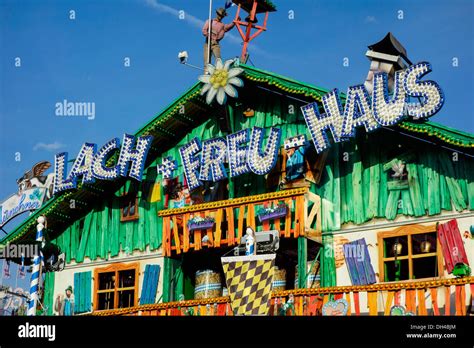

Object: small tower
[364,32,411,94]
[232,0,277,62]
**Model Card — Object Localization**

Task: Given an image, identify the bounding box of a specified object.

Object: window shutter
[438,219,469,274]
[140,265,160,305]
[74,271,92,313]
[73,273,81,313]
[343,238,376,285]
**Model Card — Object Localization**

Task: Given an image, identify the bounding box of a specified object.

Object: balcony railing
[158,188,321,256]
[90,277,473,316]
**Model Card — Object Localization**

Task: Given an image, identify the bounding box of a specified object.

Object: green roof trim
[2,64,473,245]
[241,64,330,101]
[136,82,202,137]
[1,190,74,245]
[398,120,474,148]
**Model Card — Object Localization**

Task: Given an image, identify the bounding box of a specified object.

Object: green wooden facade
[2,64,473,312]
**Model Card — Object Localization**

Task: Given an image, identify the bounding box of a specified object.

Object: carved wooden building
[2,63,473,316]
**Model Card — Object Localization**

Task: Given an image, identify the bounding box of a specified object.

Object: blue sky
[0,0,473,292]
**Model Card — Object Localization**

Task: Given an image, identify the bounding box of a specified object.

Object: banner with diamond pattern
[221,254,275,316]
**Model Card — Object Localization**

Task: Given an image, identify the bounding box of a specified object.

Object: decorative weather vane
[231,0,277,62]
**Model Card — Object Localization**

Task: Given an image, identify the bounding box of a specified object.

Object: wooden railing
[159,188,321,256]
[90,277,473,316]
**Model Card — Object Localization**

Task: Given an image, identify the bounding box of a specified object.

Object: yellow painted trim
[158,188,307,217]
[86,276,474,316]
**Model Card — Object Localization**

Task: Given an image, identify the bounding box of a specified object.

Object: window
[120,193,139,222]
[378,224,443,282]
[94,263,139,311]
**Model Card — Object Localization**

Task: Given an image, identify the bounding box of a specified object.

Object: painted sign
[0,188,47,228]
[53,134,153,195]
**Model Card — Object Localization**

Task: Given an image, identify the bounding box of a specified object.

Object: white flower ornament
[199,58,244,105]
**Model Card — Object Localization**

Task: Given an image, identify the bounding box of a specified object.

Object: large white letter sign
[117,134,153,181]
[67,143,97,185]
[179,137,202,191]
[247,126,281,175]
[53,134,153,195]
[227,129,250,178]
[301,91,346,154]
[53,152,75,194]
[302,61,444,154]
[341,85,379,137]
[372,70,407,126]
[403,62,444,119]
[199,137,228,182]
[92,137,121,180]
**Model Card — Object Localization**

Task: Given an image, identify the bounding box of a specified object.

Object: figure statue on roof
[202,7,240,71]
[16,161,55,200]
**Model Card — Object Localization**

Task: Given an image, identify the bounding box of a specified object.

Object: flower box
[188,217,215,231]
[257,204,288,223]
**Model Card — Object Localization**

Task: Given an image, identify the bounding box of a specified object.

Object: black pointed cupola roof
[368,32,411,64]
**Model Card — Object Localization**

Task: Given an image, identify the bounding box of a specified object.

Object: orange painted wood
[237,205,245,243]
[334,293,343,300]
[247,204,255,230]
[353,292,360,316]
[182,213,189,252]
[417,289,427,315]
[367,292,378,316]
[345,293,351,316]
[262,202,270,231]
[294,197,300,238]
[384,291,395,316]
[226,207,235,246]
[454,285,466,316]
[284,198,292,238]
[430,288,440,316]
[405,289,416,313]
[163,217,171,256]
[445,286,451,315]
[194,228,202,251]
[214,209,223,247]
[460,285,466,315]
[323,294,329,306]
[394,290,401,305]
[295,296,302,315]
[298,195,305,237]
[455,285,461,316]
[172,215,181,254]
[297,195,305,237]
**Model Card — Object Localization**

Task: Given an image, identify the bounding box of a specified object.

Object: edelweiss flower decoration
[199,58,244,105]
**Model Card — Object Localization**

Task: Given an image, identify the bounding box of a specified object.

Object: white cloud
[33,141,65,152]
[143,0,272,58]
[365,16,377,23]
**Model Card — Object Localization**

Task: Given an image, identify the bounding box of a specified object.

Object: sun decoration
[199,58,244,105]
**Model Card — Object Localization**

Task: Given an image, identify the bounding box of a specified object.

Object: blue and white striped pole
[27,216,45,316]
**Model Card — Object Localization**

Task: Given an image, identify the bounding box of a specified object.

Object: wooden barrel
[272,267,286,291]
[295,260,320,289]
[194,270,222,299]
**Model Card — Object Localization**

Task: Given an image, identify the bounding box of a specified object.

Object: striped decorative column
[27,216,45,316]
